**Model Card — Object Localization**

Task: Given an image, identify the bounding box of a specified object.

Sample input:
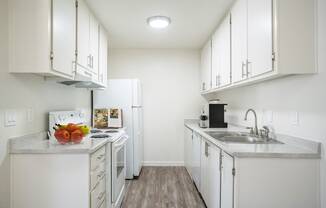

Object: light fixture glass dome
[147,16,171,29]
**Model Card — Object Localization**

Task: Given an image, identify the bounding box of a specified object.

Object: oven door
[112,135,128,204]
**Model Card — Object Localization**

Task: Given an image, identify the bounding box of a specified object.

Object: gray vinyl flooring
[121,167,206,208]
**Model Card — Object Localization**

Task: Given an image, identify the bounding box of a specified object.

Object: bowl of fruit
[53,123,90,144]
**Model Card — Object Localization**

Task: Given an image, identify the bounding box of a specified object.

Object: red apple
[54,129,70,144]
[71,129,84,144]
[66,123,79,133]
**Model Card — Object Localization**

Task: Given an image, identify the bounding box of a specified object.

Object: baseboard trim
[142,161,185,167]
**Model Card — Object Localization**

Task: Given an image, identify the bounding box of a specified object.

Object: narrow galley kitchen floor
[121,167,206,208]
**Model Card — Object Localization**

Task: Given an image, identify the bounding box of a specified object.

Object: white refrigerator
[93,79,143,179]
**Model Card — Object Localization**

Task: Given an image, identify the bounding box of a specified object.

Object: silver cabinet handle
[215,75,219,87]
[202,82,206,91]
[205,142,209,157]
[87,55,91,68]
[91,55,94,68]
[246,59,252,77]
[241,61,246,78]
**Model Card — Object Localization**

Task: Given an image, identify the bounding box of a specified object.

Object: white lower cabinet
[184,126,320,208]
[220,152,234,208]
[200,140,222,208]
[184,127,193,176]
[11,146,109,208]
[191,132,202,189]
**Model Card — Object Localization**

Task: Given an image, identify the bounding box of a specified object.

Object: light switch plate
[5,110,17,127]
[27,108,34,122]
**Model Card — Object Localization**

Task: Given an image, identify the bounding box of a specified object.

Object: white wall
[108,49,204,166]
[0,0,91,207]
[205,0,326,206]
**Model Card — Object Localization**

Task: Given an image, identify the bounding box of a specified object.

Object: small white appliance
[93,79,143,179]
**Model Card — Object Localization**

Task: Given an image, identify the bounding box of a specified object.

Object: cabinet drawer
[90,161,105,190]
[91,177,106,208]
[91,146,106,171]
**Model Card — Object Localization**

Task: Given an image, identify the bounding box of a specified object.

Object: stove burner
[90,129,103,134]
[90,134,110,139]
[105,130,119,133]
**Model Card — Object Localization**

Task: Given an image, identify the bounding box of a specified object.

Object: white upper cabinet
[9,0,109,87]
[231,0,248,83]
[212,14,231,88]
[76,0,90,71]
[76,0,99,79]
[200,40,212,92]
[90,13,99,76]
[98,26,108,87]
[202,0,316,94]
[247,0,273,77]
[52,0,76,77]
[9,0,76,79]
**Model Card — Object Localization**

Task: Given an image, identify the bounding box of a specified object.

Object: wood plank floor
[121,167,206,208]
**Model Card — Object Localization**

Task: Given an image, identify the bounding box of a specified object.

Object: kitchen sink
[205,131,283,144]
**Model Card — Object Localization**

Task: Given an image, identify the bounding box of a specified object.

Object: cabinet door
[247,0,273,77]
[221,152,234,208]
[192,132,201,189]
[99,26,108,86]
[201,141,221,208]
[212,27,221,89]
[77,0,90,69]
[184,127,193,176]
[90,13,99,77]
[200,140,208,202]
[219,15,231,87]
[51,0,75,77]
[212,15,231,88]
[200,40,212,92]
[231,0,248,83]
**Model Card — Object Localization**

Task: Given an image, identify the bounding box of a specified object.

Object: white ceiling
[86,0,234,49]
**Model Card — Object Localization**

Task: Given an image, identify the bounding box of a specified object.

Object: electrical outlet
[263,110,273,124]
[5,110,17,127]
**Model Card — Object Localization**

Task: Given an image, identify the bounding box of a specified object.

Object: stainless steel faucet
[244,109,259,136]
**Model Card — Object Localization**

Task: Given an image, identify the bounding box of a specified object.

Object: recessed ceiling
[86,0,234,49]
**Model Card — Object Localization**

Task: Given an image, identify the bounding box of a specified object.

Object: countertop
[9,129,126,154]
[185,120,321,159]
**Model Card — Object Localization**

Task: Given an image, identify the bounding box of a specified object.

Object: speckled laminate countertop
[185,120,321,159]
[9,129,126,154]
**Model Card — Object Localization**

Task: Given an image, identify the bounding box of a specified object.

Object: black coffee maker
[208,103,228,128]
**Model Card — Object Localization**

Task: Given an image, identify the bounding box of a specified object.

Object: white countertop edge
[184,119,321,159]
[9,129,126,154]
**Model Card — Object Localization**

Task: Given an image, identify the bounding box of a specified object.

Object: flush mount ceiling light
[147,16,171,29]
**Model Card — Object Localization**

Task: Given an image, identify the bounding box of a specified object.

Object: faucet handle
[246,127,254,135]
[260,126,270,139]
